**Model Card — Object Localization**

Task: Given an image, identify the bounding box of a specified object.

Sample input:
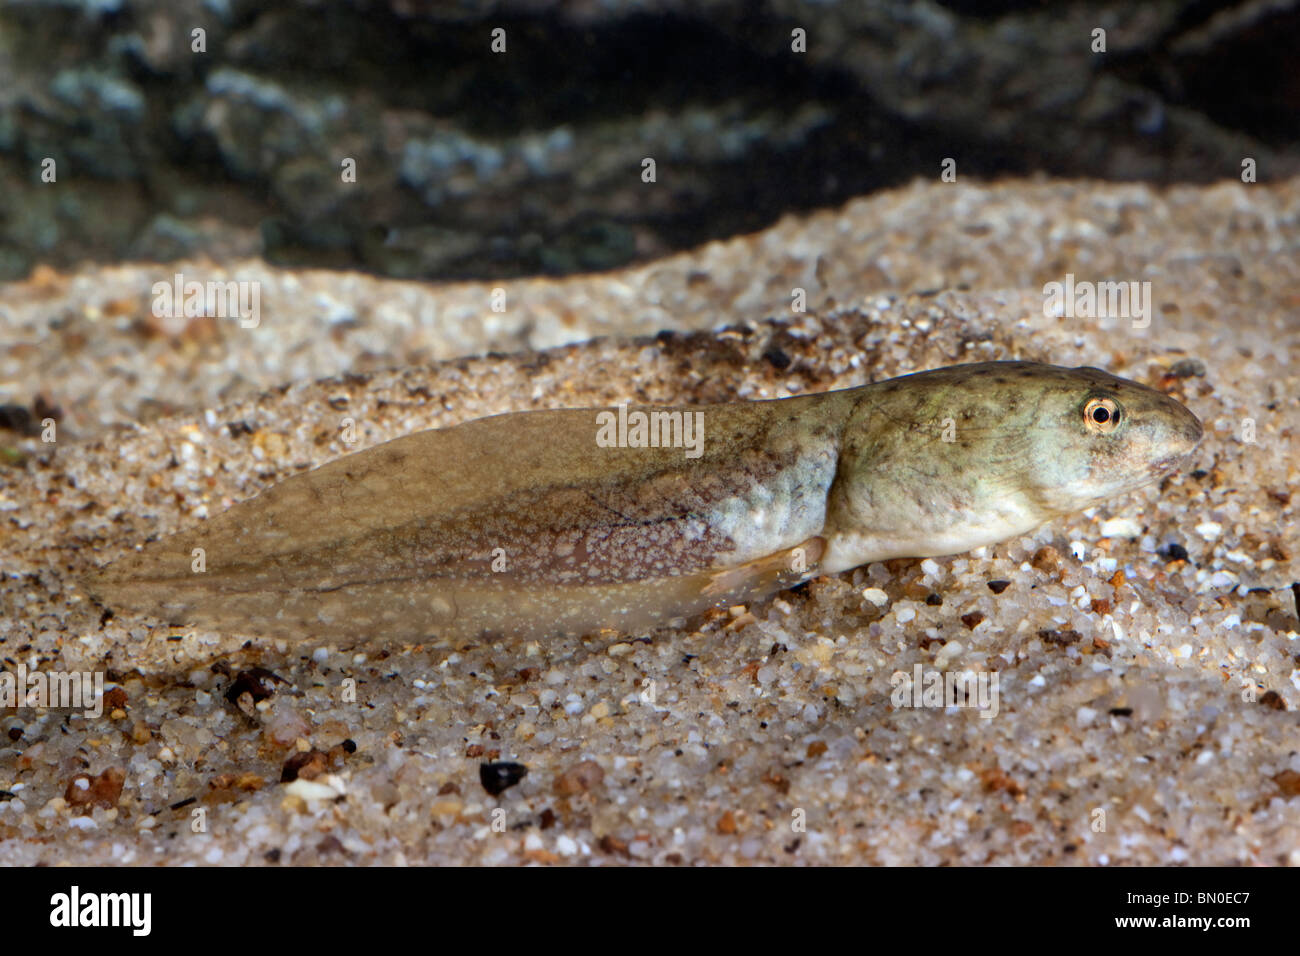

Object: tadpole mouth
[1155,403,1203,475]
[1149,434,1200,477]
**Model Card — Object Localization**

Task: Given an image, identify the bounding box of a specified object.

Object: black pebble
[223,667,286,705]
[987,580,1011,595]
[925,592,943,606]
[763,347,792,370]
[480,761,528,796]
[1159,542,1189,562]
[0,405,34,435]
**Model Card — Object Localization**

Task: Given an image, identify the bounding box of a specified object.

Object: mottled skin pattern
[86,361,1202,646]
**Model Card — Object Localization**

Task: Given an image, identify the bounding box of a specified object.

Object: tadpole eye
[1083,397,1122,434]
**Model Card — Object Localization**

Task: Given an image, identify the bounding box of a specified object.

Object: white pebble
[861,588,889,607]
[1076,706,1097,727]
[283,778,339,802]
[895,606,916,624]
[1195,521,1222,541]
[934,641,964,670]
[1100,517,1141,539]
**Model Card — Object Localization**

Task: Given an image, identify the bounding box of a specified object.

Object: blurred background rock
[1,0,1296,283]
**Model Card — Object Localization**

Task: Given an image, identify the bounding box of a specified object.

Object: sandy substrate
[1,178,1298,865]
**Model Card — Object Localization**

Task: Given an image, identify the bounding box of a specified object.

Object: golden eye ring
[1083,396,1122,433]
